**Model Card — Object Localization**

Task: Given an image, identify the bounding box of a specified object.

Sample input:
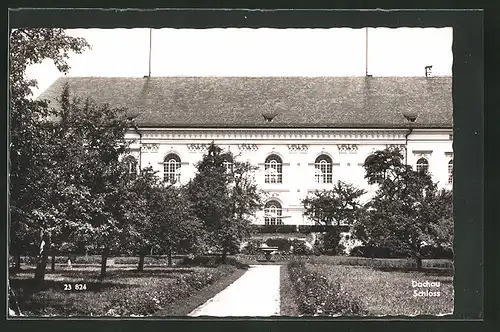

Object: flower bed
[287,261,366,316]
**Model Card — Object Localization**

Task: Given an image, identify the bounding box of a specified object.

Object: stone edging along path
[188,265,281,317]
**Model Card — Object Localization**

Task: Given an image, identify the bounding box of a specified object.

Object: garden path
[188,265,281,317]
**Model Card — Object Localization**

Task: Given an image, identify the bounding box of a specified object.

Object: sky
[25,27,453,98]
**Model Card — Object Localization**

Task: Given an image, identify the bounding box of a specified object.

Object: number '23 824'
[64,283,87,291]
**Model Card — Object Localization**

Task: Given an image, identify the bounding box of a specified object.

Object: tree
[9,28,90,282]
[151,184,205,266]
[188,143,264,261]
[423,189,453,251]
[302,181,366,229]
[120,166,162,271]
[354,148,445,270]
[302,181,366,255]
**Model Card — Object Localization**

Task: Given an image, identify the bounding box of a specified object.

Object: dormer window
[262,112,278,123]
[403,113,418,123]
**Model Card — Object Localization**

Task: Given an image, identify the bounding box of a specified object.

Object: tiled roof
[38,76,452,128]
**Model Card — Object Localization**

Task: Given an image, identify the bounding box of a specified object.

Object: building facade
[39,76,453,226]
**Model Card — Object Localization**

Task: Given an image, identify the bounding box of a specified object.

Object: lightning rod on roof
[148,28,152,77]
[365,28,372,77]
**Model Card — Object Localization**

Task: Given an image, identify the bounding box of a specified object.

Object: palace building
[39,76,453,226]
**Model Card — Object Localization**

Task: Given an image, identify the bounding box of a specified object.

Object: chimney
[425,65,433,78]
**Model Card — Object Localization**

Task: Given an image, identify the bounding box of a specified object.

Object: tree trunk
[34,238,49,287]
[14,253,21,272]
[221,247,228,263]
[138,253,145,271]
[51,253,56,272]
[415,254,423,271]
[100,248,109,279]
[167,247,172,267]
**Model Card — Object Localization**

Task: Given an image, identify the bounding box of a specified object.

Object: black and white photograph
[9,23,455,318]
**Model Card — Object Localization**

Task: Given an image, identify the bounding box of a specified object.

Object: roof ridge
[57,75,453,79]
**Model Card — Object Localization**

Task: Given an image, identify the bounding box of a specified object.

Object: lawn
[306,263,453,316]
[9,262,246,317]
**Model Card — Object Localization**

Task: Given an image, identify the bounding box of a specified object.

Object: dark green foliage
[287,261,366,316]
[252,225,298,233]
[9,28,91,283]
[290,240,313,256]
[266,238,293,252]
[319,227,344,255]
[239,239,263,255]
[355,147,453,270]
[188,142,264,260]
[302,181,366,229]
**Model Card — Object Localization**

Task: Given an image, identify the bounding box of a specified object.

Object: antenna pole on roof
[365,27,369,76]
[148,28,152,77]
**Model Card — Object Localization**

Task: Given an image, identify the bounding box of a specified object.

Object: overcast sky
[25,27,453,98]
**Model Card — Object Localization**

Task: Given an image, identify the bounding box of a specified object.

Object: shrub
[290,240,313,256]
[420,245,453,259]
[181,255,221,267]
[265,238,293,253]
[252,225,298,234]
[322,228,343,255]
[240,239,263,255]
[287,261,366,316]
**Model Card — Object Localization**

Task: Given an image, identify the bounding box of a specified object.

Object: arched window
[265,155,282,184]
[264,200,283,225]
[164,153,181,184]
[448,159,453,184]
[123,155,138,175]
[416,158,429,173]
[223,161,233,173]
[314,155,333,183]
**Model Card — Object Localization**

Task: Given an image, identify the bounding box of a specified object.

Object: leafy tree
[188,143,264,261]
[423,189,453,251]
[150,184,205,266]
[302,181,366,255]
[354,148,447,270]
[120,166,162,271]
[302,181,366,229]
[9,28,90,280]
[61,96,134,279]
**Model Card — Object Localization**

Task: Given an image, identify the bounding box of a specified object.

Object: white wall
[126,128,453,225]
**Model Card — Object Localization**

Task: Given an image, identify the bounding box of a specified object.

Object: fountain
[258,244,279,262]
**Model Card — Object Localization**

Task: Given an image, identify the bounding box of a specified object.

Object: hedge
[349,245,453,259]
[251,225,350,234]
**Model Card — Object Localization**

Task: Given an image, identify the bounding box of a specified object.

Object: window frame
[416,157,429,173]
[448,159,453,184]
[264,200,283,225]
[264,154,283,184]
[314,154,333,184]
[164,153,182,184]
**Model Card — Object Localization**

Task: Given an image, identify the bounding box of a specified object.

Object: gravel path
[188,265,281,317]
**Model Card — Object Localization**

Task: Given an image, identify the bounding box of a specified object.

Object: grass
[306,263,453,316]
[9,264,243,317]
[279,263,300,316]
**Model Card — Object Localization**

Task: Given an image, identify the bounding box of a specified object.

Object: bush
[240,239,263,255]
[349,246,408,258]
[322,228,343,255]
[252,225,298,234]
[421,245,453,259]
[265,238,293,253]
[181,255,221,267]
[290,239,313,256]
[287,261,366,316]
